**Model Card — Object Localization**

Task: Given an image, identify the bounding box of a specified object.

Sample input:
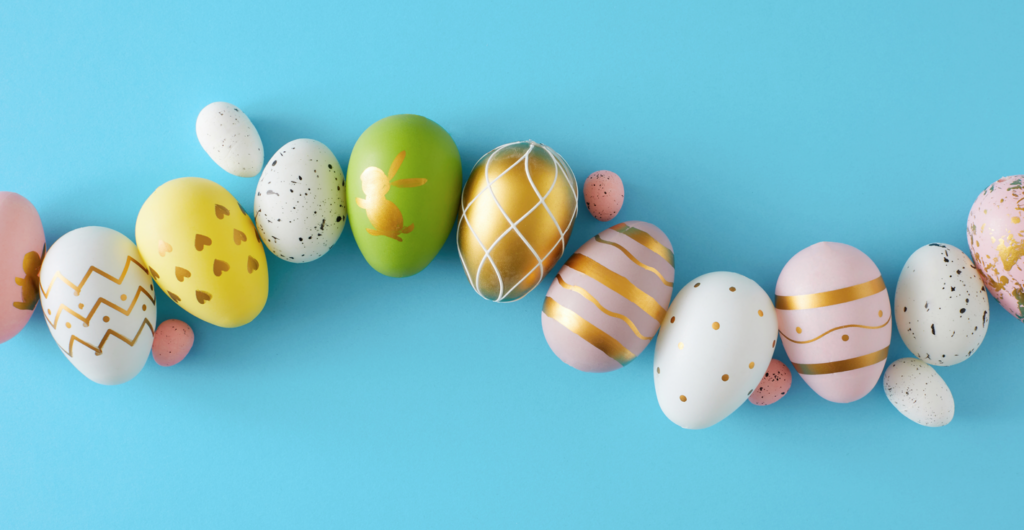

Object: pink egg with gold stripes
[775,242,891,403]
[541,221,674,372]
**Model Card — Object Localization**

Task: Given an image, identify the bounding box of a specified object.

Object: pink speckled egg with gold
[584,170,624,222]
[152,319,194,367]
[967,175,1024,321]
[0,192,45,344]
[776,242,891,403]
[749,359,792,406]
[542,221,674,372]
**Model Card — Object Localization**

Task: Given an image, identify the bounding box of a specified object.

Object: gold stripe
[564,254,666,321]
[40,256,149,298]
[555,275,653,340]
[779,316,891,344]
[543,297,636,365]
[791,347,888,375]
[775,276,886,310]
[611,223,674,267]
[59,318,156,358]
[43,285,155,329]
[594,235,673,287]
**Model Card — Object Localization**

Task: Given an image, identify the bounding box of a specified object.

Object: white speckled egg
[196,102,264,178]
[883,357,954,427]
[254,139,347,263]
[895,243,989,366]
[653,272,779,429]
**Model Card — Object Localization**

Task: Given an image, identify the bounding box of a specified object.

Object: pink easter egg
[0,192,45,344]
[749,359,792,406]
[542,221,674,372]
[775,242,891,403]
[584,170,624,222]
[152,319,194,367]
[968,175,1024,321]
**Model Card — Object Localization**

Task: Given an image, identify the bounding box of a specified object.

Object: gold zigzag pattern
[59,318,155,358]
[43,285,155,330]
[40,256,149,299]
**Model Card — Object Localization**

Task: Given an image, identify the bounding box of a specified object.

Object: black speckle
[336,216,342,222]
[328,164,333,169]
[272,160,277,166]
[960,308,966,314]
[931,324,936,335]
[299,237,303,241]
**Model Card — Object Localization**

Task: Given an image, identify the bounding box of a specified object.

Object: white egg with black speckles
[883,357,954,427]
[196,102,264,177]
[254,139,347,263]
[895,243,989,366]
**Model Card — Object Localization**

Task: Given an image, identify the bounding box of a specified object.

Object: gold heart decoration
[174,267,191,282]
[233,229,247,245]
[196,291,212,304]
[215,204,230,219]
[195,234,212,251]
[247,256,259,273]
[213,259,230,276]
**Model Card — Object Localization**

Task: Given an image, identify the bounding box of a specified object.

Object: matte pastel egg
[895,243,989,366]
[0,192,45,344]
[541,221,674,372]
[967,175,1024,321]
[583,170,624,222]
[38,227,154,385]
[152,319,194,367]
[883,357,954,427]
[196,102,264,178]
[654,272,778,429]
[749,359,792,406]
[776,242,891,403]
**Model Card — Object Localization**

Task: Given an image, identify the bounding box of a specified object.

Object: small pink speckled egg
[584,170,624,222]
[152,319,194,367]
[749,359,792,406]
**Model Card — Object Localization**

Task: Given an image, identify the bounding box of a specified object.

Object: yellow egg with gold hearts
[135,177,269,328]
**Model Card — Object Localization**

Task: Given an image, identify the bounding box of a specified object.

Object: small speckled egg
[196,102,264,178]
[883,357,954,427]
[749,359,792,406]
[254,139,347,263]
[583,170,624,222]
[152,319,194,367]
[895,243,989,366]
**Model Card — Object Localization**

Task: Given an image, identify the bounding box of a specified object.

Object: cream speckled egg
[196,102,264,178]
[654,272,778,429]
[895,243,989,366]
[883,357,954,427]
[254,139,347,263]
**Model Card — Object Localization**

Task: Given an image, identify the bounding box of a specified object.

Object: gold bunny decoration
[355,151,427,242]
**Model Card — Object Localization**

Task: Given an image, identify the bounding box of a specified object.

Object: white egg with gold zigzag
[39,226,155,385]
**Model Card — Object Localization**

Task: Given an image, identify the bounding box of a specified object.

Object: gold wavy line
[40,256,149,298]
[564,254,666,322]
[775,276,885,310]
[60,318,155,358]
[43,285,155,329]
[611,223,674,267]
[543,297,636,365]
[555,275,652,341]
[792,347,888,375]
[593,235,673,287]
[779,315,891,344]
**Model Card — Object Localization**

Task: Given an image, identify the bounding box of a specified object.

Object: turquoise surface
[1,1,1022,527]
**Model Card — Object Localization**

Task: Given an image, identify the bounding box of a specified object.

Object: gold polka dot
[47,309,51,315]
[878,310,883,317]
[694,283,700,288]
[748,362,755,369]
[103,316,110,323]
[142,304,147,311]
[1013,216,1020,224]
[657,367,660,374]
[729,287,736,292]
[678,342,684,349]
[772,339,776,347]
[796,327,802,334]
[722,374,730,381]
[712,322,720,330]
[679,395,687,402]
[670,316,675,323]
[120,294,127,301]
[842,334,849,341]
[65,322,71,329]
[78,303,84,309]
[758,310,763,317]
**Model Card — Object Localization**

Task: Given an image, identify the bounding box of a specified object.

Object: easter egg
[541,221,674,372]
[653,272,778,429]
[136,177,269,328]
[895,243,989,366]
[583,170,624,222]
[0,192,45,344]
[967,175,1024,321]
[883,357,954,427]
[254,139,347,263]
[152,319,194,367]
[196,102,264,178]
[38,227,154,385]
[346,115,461,277]
[776,242,891,403]
[749,359,792,406]
[458,141,579,302]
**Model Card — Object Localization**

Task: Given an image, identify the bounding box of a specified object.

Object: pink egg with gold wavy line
[775,242,891,403]
[967,175,1024,321]
[0,192,45,344]
[541,221,674,372]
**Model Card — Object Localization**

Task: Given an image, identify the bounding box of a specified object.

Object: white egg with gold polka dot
[653,271,778,429]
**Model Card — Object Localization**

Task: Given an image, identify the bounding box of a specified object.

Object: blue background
[2,1,1022,527]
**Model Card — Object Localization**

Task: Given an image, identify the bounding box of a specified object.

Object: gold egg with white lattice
[457,141,578,302]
